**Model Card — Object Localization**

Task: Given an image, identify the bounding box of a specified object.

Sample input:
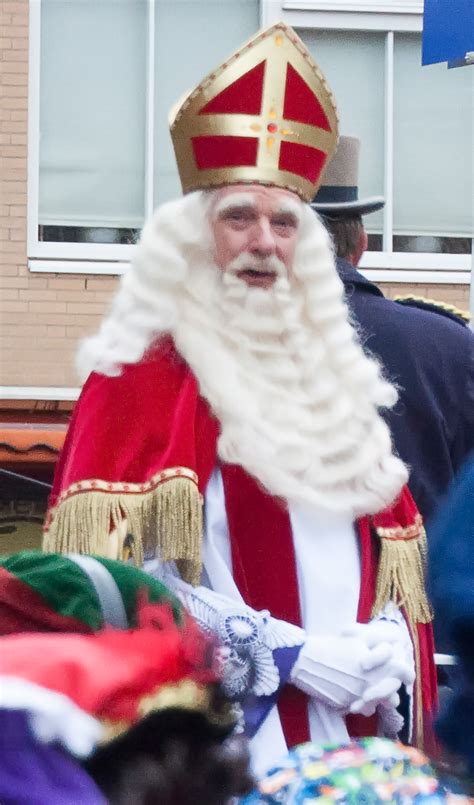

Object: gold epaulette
[394,295,470,324]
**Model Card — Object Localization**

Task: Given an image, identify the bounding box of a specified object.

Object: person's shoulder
[131,335,189,378]
[88,336,185,383]
[347,276,473,384]
[393,295,470,328]
[385,296,474,355]
[78,336,190,407]
[339,260,470,333]
[358,286,472,347]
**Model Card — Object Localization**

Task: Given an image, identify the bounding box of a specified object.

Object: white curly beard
[173,231,407,516]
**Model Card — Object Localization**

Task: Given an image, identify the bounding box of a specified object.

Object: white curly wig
[77,190,407,516]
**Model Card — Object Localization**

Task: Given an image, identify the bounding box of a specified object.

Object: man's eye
[223,210,254,226]
[222,211,246,223]
[273,218,296,231]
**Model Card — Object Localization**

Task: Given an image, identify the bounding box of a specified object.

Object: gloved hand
[290,619,414,716]
[342,611,415,716]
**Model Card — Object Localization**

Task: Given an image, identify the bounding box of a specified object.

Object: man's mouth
[236,268,277,289]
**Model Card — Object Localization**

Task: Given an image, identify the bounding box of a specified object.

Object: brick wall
[1,273,120,387]
[0,0,121,388]
[380,282,470,313]
[0,2,470,393]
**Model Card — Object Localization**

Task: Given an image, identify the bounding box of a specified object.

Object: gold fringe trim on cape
[43,468,203,585]
[372,515,432,626]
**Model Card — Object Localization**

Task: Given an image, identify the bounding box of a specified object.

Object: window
[28,0,260,268]
[263,0,473,281]
[298,26,473,279]
[393,33,472,253]
[28,0,473,282]
[35,0,148,255]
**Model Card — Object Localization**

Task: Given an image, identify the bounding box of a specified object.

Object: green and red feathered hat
[0,603,236,759]
[0,549,182,635]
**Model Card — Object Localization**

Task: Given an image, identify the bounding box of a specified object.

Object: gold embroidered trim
[375,514,424,541]
[395,295,470,323]
[100,718,131,744]
[139,679,212,718]
[43,467,203,585]
[51,467,198,508]
[100,680,235,744]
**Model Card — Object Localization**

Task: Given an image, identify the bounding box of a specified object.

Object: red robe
[45,336,437,749]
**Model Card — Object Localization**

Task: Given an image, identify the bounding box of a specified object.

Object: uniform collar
[336,257,384,299]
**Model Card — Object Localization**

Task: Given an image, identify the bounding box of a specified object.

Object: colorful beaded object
[242,738,450,803]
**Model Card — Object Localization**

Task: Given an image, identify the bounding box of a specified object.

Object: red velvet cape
[48,337,437,748]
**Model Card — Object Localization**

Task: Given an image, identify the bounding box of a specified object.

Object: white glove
[290,620,415,716]
[343,610,415,716]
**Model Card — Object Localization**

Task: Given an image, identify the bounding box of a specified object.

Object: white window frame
[0,386,81,402]
[28,0,472,284]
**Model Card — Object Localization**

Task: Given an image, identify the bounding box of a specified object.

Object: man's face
[210,185,301,289]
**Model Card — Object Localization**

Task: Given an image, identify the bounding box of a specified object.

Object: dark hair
[322,214,364,260]
[84,697,254,805]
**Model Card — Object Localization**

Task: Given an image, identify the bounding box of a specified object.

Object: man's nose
[250,220,276,256]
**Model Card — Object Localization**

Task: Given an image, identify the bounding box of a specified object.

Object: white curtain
[39,0,148,228]
[393,33,474,237]
[301,29,386,234]
[153,0,260,206]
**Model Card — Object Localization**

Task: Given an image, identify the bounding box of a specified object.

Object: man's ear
[352,225,368,267]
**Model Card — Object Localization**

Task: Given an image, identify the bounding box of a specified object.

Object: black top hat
[311,136,385,217]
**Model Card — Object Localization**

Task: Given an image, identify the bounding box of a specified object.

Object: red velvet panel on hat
[279,140,327,184]
[0,567,91,636]
[283,63,331,131]
[199,61,266,116]
[0,614,216,724]
[192,135,259,170]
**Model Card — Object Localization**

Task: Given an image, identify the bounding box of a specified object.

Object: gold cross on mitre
[169,23,339,202]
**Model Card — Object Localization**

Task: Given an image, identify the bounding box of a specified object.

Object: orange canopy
[0,423,67,464]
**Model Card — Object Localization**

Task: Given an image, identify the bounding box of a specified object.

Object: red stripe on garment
[221,464,310,748]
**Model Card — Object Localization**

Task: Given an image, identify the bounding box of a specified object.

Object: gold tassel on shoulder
[43,468,203,585]
[372,514,432,626]
[371,513,432,748]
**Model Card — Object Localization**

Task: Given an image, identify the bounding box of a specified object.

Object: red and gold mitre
[169,23,338,203]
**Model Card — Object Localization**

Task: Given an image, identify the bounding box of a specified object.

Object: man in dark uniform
[313,136,474,524]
